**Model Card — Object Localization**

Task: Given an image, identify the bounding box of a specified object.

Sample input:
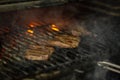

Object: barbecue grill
[0,0,120,80]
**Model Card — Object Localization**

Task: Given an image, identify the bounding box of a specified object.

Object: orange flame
[29,22,40,28]
[51,24,60,32]
[27,29,34,34]
[29,24,35,28]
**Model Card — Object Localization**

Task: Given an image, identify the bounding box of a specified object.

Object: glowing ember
[29,24,35,28]
[29,22,40,28]
[51,24,60,31]
[27,29,34,34]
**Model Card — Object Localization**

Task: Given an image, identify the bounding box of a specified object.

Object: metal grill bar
[0,24,108,80]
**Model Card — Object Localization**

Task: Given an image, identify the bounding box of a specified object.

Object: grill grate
[0,25,108,80]
[0,25,82,80]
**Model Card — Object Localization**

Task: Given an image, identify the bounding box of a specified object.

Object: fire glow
[29,22,40,28]
[51,24,60,32]
[29,24,35,28]
[27,29,34,34]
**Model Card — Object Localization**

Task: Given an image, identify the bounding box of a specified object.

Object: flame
[29,24,35,28]
[29,22,39,28]
[27,29,34,34]
[51,24,60,31]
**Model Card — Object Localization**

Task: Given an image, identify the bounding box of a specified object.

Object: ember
[27,29,34,34]
[29,24,35,28]
[29,22,40,28]
[51,24,60,32]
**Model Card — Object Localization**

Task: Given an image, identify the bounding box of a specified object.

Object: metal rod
[0,0,67,12]
[98,61,120,74]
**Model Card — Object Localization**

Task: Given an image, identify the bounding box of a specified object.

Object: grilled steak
[48,34,80,48]
[25,45,54,60]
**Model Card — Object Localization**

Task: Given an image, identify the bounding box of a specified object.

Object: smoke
[0,2,119,80]
[9,4,76,27]
[12,4,113,80]
[78,13,120,80]
[5,3,82,31]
